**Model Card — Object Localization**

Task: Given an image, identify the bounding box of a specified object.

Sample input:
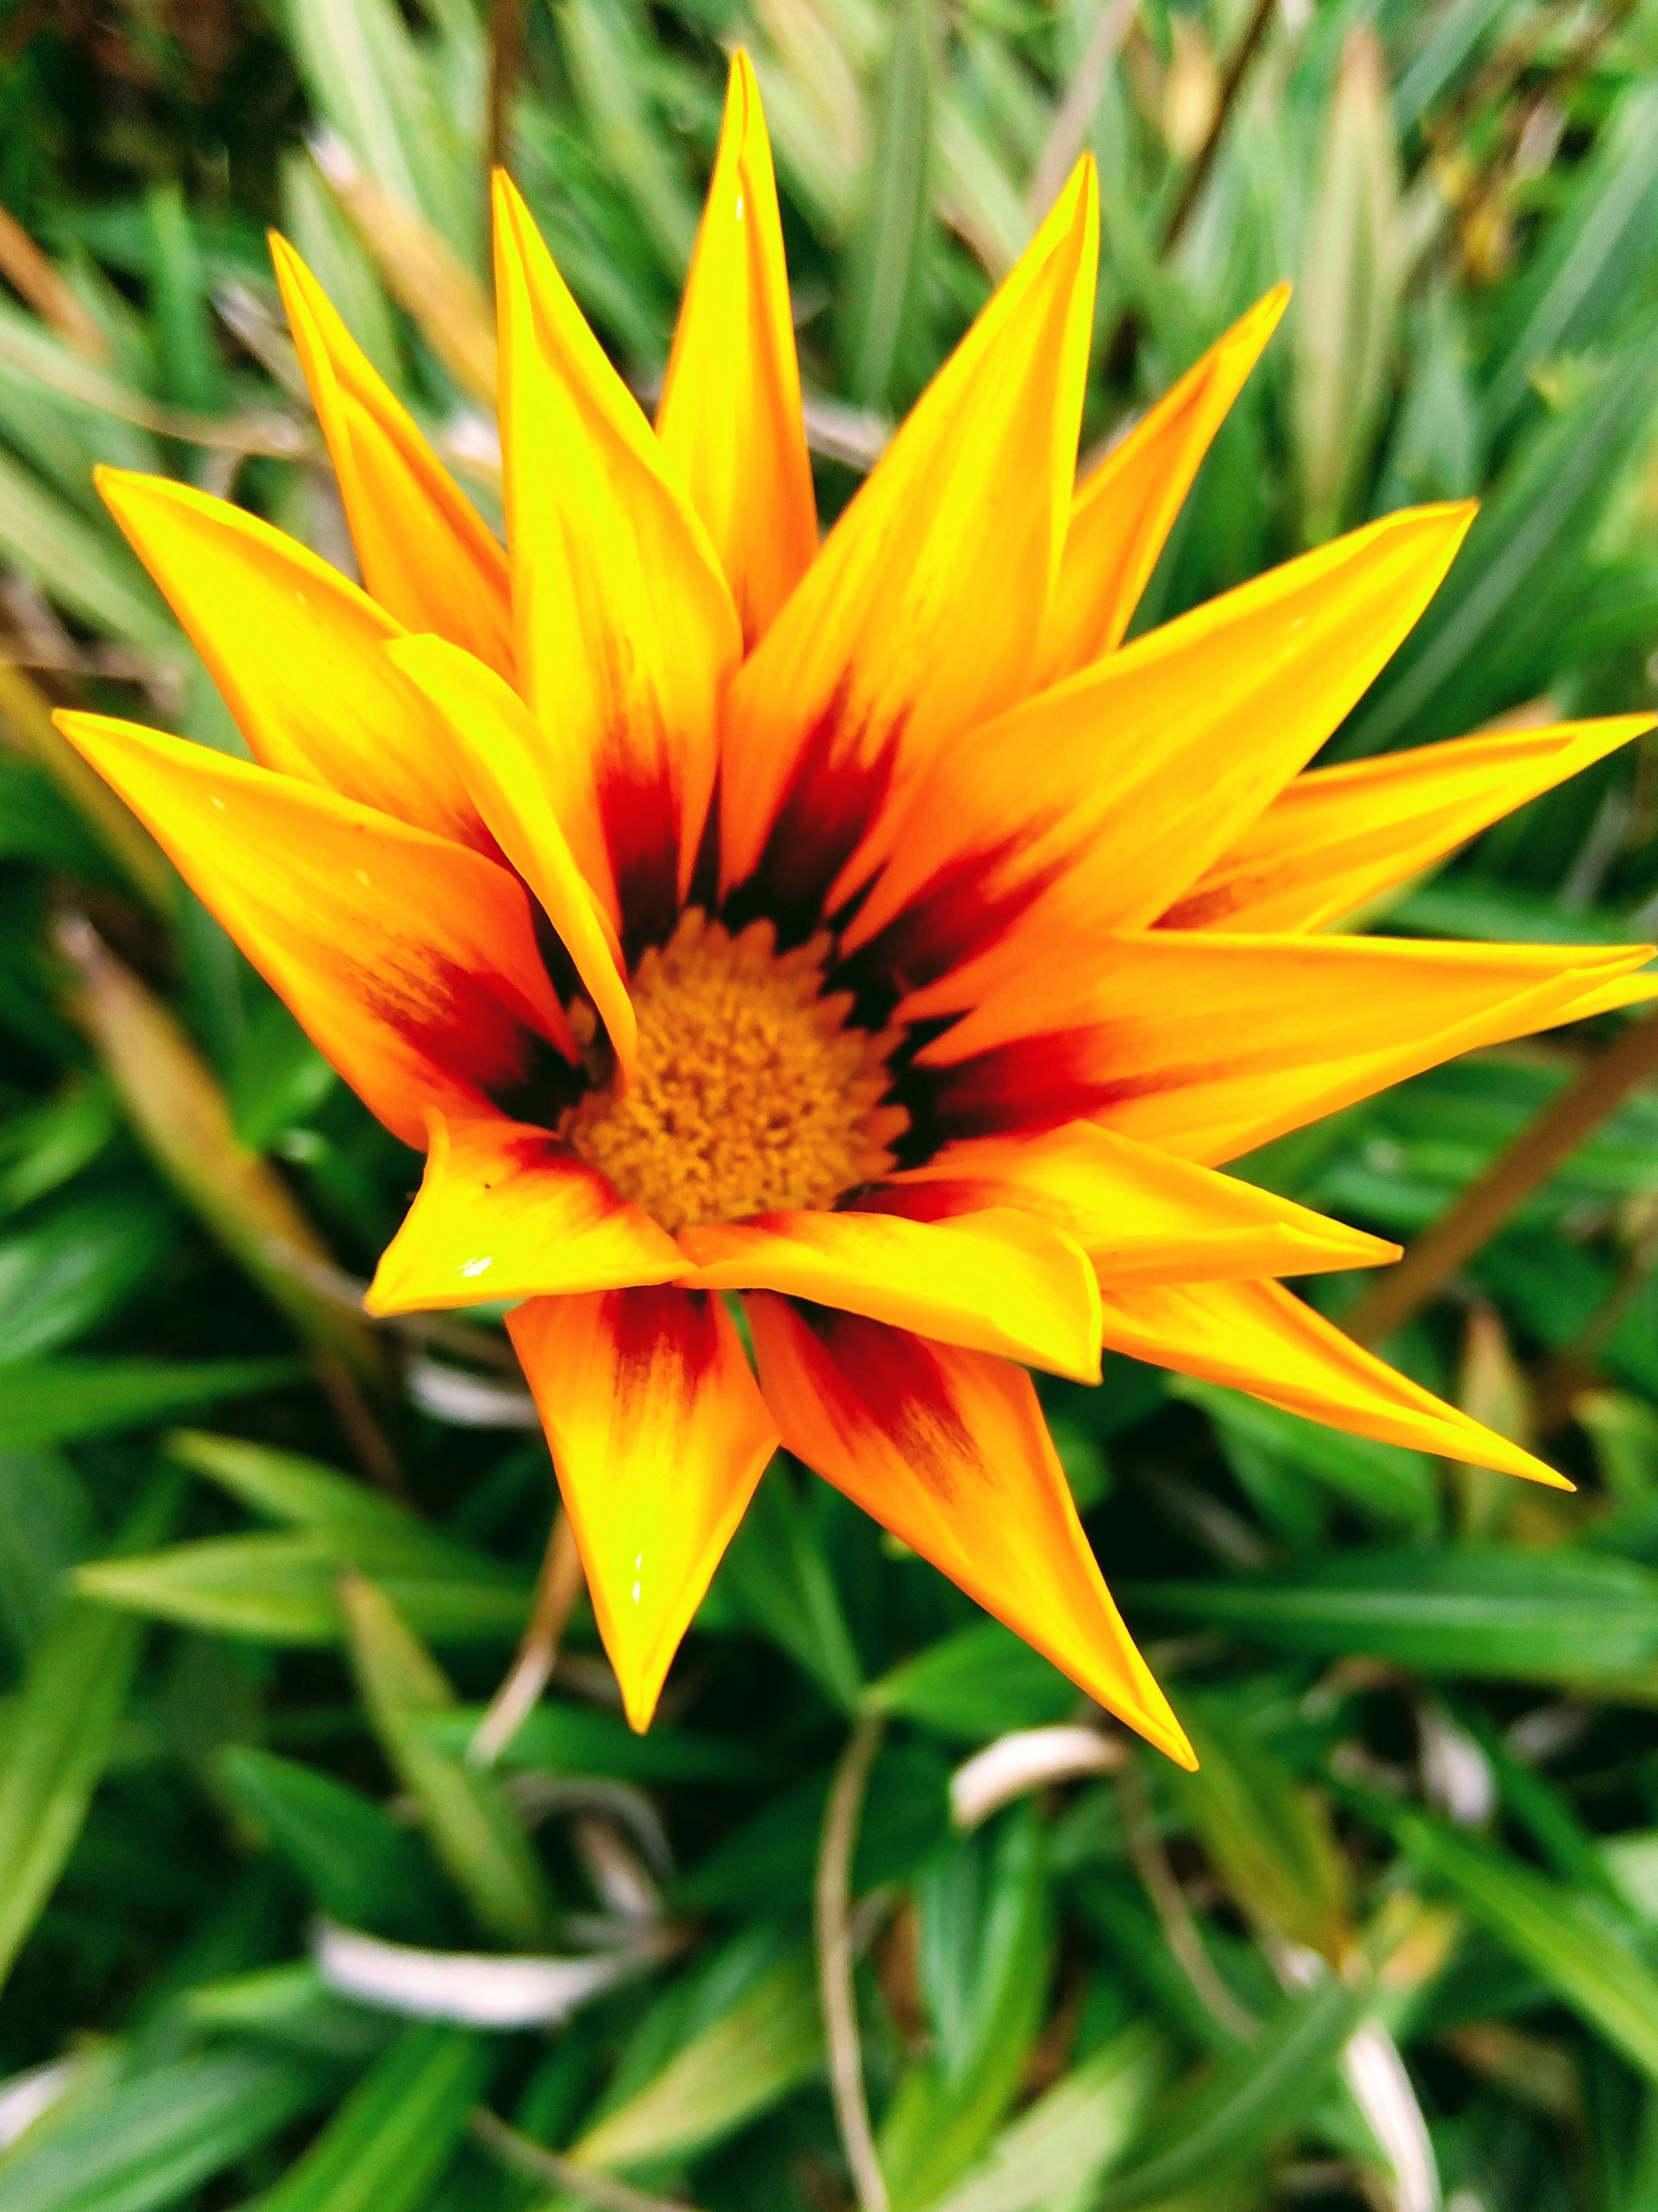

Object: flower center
[562,910,906,1234]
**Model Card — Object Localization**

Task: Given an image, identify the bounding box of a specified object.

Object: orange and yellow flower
[59,58,1654,1768]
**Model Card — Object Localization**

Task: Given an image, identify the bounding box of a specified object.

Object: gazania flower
[61,58,1652,1769]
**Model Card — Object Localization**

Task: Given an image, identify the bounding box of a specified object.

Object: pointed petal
[718,160,1099,920]
[845,504,1474,1003]
[1553,972,1658,1021]
[95,468,492,853]
[508,1287,778,1730]
[1094,1275,1569,1488]
[1037,285,1289,682]
[55,712,570,1147]
[493,174,740,955]
[655,52,816,649]
[679,1206,1102,1381]
[385,634,637,1082]
[366,1112,686,1314]
[915,930,1655,1164]
[870,1122,1399,1284]
[270,233,515,678]
[1162,715,1656,934]
[746,1296,1193,1764]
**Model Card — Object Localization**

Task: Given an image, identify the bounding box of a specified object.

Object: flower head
[60,57,1654,1765]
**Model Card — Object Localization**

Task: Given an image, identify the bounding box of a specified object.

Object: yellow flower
[60,58,1654,1767]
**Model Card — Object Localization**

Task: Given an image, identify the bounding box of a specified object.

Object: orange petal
[915,930,1655,1165]
[366,1112,686,1314]
[493,173,740,953]
[1095,1275,1569,1488]
[679,1206,1102,1381]
[718,159,1099,920]
[55,712,571,1147]
[845,504,1474,1004]
[385,634,637,1083]
[1162,715,1656,934]
[870,1122,1399,1284]
[508,1287,778,1730]
[746,1295,1193,1765]
[655,52,816,649]
[1037,285,1289,683]
[95,468,492,854]
[270,234,515,679]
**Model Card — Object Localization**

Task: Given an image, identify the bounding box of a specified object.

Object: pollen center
[561,910,906,1235]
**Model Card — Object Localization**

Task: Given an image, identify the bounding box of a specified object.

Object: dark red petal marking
[724,682,904,946]
[789,1299,977,1502]
[597,743,683,966]
[923,1030,1182,1141]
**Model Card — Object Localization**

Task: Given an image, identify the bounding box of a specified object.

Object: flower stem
[1345,1012,1658,1348]
[816,1713,890,2212]
[469,2108,700,2212]
[468,1510,585,1768]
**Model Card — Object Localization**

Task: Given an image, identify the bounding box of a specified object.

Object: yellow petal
[679,1206,1102,1381]
[1095,1275,1570,1487]
[1162,715,1656,933]
[915,929,1655,1165]
[1037,285,1289,683]
[847,504,1474,1005]
[269,233,515,679]
[718,159,1099,918]
[508,1287,778,1730]
[366,1112,686,1314]
[493,173,740,952]
[746,1296,1193,1765]
[96,467,491,853]
[655,51,816,649]
[874,1122,1399,1285]
[55,711,570,1147]
[1550,972,1658,1021]
[385,634,637,1084]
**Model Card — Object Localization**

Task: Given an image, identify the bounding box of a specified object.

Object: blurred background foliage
[6,0,1658,2208]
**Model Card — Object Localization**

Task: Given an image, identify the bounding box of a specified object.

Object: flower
[59,58,1654,1768]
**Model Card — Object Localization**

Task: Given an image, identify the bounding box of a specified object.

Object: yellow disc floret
[562,910,907,1233]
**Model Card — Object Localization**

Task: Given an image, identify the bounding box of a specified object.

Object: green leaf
[926,2025,1175,2212]
[0,1356,302,1450]
[76,1530,529,1647]
[0,1191,176,1364]
[0,2046,327,2212]
[1127,1545,1658,1689]
[868,1619,1077,1742]
[1094,1974,1369,2208]
[572,1950,822,2173]
[1484,80,1658,434]
[1165,1698,1351,1962]
[250,2022,494,2212]
[1291,28,1401,542]
[425,1700,767,1783]
[341,1575,554,1948]
[1174,1382,1437,1535]
[218,1746,457,1940]
[0,444,177,660]
[840,0,935,405]
[186,1960,394,2061]
[710,1465,864,1713]
[1369,1800,1658,2086]
[0,1447,95,1655]
[882,1806,1054,2210]
[674,1743,952,1914]
[1343,342,1658,753]
[0,1477,176,1989]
